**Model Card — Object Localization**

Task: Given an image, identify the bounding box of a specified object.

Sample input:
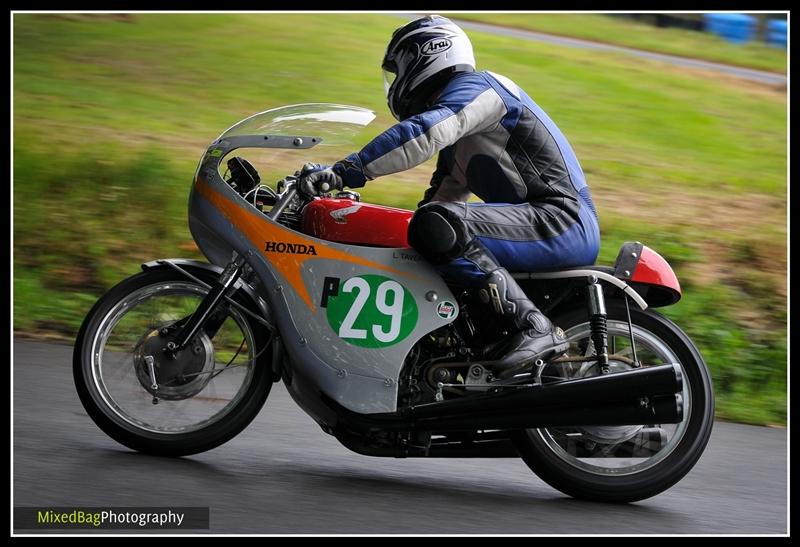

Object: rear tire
[73,266,274,457]
[512,302,714,502]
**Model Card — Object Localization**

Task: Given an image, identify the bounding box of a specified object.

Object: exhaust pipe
[332,363,684,434]
[409,363,684,432]
[417,393,682,431]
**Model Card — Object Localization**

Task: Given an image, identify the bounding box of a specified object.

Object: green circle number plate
[326,274,418,348]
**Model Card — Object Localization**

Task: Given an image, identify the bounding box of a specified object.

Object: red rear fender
[614,242,682,307]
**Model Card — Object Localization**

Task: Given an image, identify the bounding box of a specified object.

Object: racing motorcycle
[74,104,714,503]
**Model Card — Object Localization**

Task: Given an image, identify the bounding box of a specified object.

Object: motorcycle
[74,104,714,503]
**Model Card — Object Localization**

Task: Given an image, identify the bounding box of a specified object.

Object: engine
[398,290,508,408]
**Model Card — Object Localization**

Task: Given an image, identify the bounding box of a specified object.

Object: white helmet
[382,15,476,121]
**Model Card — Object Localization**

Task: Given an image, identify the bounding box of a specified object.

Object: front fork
[146,255,260,405]
[164,255,246,356]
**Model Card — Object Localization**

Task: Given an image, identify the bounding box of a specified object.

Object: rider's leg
[407,202,581,376]
[464,241,569,376]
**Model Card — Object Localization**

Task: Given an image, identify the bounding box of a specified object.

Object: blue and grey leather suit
[333,70,601,285]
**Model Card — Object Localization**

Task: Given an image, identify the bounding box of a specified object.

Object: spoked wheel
[74,267,274,456]
[512,302,714,502]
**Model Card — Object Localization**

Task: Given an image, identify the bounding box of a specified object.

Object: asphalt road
[394,14,787,87]
[13,340,787,535]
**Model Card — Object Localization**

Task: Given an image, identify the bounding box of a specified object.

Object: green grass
[452,13,787,74]
[13,14,786,425]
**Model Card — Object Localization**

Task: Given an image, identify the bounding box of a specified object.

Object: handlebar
[222,157,306,221]
[268,180,298,221]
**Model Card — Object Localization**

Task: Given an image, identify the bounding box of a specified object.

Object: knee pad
[408,203,470,264]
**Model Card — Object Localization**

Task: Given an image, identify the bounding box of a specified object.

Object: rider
[298,15,601,377]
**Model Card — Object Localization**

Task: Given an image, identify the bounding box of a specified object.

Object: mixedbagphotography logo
[14,507,210,530]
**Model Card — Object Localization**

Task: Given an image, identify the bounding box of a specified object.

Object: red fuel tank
[301,197,413,247]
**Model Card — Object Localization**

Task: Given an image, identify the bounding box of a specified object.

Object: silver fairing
[188,105,458,416]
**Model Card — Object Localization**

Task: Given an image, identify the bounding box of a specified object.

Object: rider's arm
[333,73,507,189]
[418,151,449,207]
[418,148,472,207]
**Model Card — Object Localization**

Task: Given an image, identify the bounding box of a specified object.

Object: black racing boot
[480,268,569,379]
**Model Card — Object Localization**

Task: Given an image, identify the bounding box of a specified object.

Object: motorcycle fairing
[188,139,458,415]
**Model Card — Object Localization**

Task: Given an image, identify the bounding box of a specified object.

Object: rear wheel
[512,302,714,502]
[73,267,274,457]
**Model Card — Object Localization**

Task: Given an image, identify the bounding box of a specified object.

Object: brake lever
[276,176,294,194]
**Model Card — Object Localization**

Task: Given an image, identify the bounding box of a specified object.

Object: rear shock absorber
[586,275,610,374]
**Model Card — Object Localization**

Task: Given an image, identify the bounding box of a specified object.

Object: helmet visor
[382,68,397,100]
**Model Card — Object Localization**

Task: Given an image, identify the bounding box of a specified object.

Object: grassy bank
[13,13,786,425]
[452,13,787,74]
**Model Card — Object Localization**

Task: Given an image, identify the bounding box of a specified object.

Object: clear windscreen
[220,103,376,145]
[217,104,378,191]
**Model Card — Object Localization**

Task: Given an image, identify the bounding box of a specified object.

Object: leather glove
[297,163,344,197]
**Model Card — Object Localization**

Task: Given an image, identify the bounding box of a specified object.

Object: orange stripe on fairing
[194,177,412,312]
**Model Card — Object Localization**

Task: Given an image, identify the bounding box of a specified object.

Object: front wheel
[512,301,714,502]
[73,266,274,457]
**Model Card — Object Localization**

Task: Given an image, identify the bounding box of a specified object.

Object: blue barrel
[766,19,787,47]
[704,13,757,44]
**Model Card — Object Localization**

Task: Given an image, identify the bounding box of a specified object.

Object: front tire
[73,266,274,457]
[513,302,714,502]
